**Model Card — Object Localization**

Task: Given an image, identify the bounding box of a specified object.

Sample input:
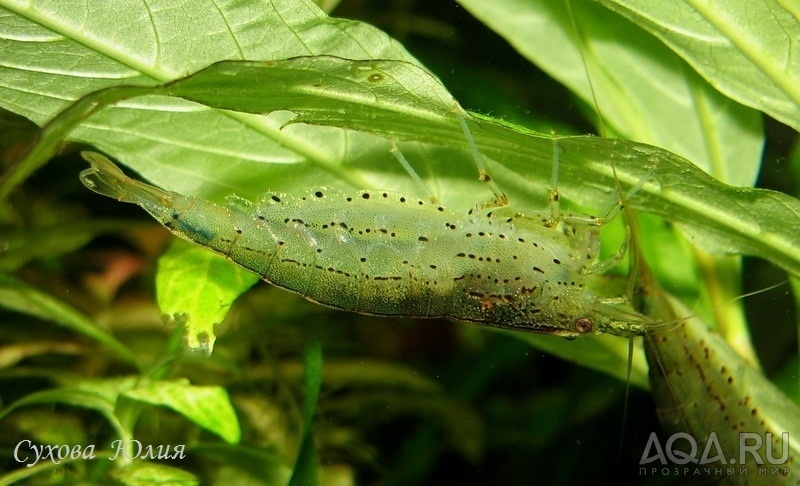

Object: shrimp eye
[574,317,593,333]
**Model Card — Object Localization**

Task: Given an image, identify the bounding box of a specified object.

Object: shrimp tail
[80,152,173,206]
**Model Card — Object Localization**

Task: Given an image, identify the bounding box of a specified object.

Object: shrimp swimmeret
[79,148,649,339]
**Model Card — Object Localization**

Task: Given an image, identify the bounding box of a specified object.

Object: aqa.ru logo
[640,431,789,466]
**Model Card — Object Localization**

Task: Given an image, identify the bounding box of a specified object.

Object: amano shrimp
[79,135,649,339]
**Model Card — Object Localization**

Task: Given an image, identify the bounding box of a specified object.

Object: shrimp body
[80,152,648,338]
[644,296,800,481]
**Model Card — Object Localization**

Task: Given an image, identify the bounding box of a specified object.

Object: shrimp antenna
[608,161,654,472]
[390,140,439,203]
[564,0,646,469]
[565,0,606,138]
[639,279,791,336]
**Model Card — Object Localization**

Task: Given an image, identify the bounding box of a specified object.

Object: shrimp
[642,300,800,482]
[609,188,800,481]
[79,137,649,340]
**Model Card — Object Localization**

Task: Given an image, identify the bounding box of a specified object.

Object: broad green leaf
[456,0,764,186]
[161,57,462,144]
[600,0,800,131]
[0,273,141,367]
[0,0,421,198]
[12,56,800,277]
[0,0,416,114]
[9,375,239,446]
[156,240,258,354]
[122,378,241,444]
[1,0,794,278]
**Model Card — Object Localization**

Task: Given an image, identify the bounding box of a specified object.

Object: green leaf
[122,379,241,444]
[0,220,147,272]
[111,461,199,486]
[11,410,87,446]
[12,55,800,277]
[0,388,127,440]
[3,0,798,274]
[151,58,800,275]
[189,444,292,485]
[455,0,764,186]
[599,0,800,131]
[0,273,141,367]
[161,57,460,135]
[156,240,258,354]
[288,340,323,486]
[517,333,649,389]
[0,0,421,198]
[301,340,323,426]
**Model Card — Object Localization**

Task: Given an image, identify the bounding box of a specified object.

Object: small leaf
[122,379,241,444]
[111,461,199,486]
[156,240,258,354]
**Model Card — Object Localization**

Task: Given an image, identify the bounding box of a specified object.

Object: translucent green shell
[80,152,650,338]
